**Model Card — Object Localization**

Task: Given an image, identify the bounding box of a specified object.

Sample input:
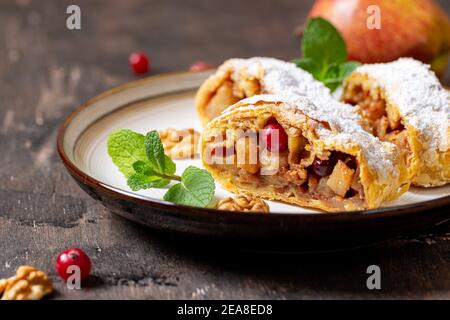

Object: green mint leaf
[108,130,177,192]
[107,129,147,178]
[164,155,176,176]
[302,17,347,66]
[295,18,357,90]
[336,61,360,79]
[132,160,151,174]
[163,166,215,207]
[132,160,163,176]
[127,173,169,191]
[128,160,170,191]
[108,130,215,205]
[292,58,324,79]
[323,61,360,91]
[322,79,342,91]
[144,130,167,174]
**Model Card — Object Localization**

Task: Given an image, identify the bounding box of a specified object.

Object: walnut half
[0,266,53,300]
[159,128,200,159]
[216,194,269,213]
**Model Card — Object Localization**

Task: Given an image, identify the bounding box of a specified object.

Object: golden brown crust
[343,72,450,187]
[195,62,259,126]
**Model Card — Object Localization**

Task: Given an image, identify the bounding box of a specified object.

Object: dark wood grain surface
[1,0,449,299]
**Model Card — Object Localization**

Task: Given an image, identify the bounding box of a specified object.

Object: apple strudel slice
[195,57,332,126]
[342,58,450,187]
[201,95,409,212]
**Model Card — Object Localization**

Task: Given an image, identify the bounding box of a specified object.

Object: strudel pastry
[195,57,332,126]
[201,94,409,212]
[342,58,450,187]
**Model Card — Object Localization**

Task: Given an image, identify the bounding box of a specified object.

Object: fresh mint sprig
[164,166,215,207]
[293,17,360,91]
[107,129,215,207]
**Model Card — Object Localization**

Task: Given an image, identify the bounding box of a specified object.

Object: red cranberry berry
[190,61,214,72]
[311,157,335,177]
[129,52,150,74]
[56,248,91,281]
[262,122,288,152]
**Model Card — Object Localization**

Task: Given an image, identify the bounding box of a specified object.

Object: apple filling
[205,120,366,211]
[205,77,262,121]
[342,82,412,161]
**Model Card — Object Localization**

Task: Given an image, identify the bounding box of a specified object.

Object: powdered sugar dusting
[356,58,450,151]
[229,57,329,99]
[224,94,399,180]
[224,57,361,124]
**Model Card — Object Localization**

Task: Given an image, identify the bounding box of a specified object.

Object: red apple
[307,0,450,77]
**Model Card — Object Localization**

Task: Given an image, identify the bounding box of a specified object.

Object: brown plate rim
[56,71,450,222]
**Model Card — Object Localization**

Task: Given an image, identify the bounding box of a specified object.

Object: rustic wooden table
[1,0,449,299]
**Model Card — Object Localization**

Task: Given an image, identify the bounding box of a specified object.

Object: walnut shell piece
[1,265,53,300]
[159,128,200,159]
[216,194,269,213]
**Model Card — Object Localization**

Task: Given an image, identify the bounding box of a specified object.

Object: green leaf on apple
[293,17,360,92]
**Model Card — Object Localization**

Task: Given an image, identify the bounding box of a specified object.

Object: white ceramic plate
[57,71,450,250]
[70,76,449,214]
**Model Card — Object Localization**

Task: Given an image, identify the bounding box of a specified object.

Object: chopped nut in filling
[342,82,411,161]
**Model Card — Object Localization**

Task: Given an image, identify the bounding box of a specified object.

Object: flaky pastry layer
[342,59,450,187]
[195,57,332,126]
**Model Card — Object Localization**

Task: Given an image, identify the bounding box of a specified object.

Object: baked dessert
[201,94,410,212]
[195,57,332,126]
[342,58,450,187]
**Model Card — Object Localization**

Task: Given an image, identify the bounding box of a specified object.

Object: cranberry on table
[56,248,92,281]
[190,61,214,72]
[129,52,150,74]
[262,122,288,152]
